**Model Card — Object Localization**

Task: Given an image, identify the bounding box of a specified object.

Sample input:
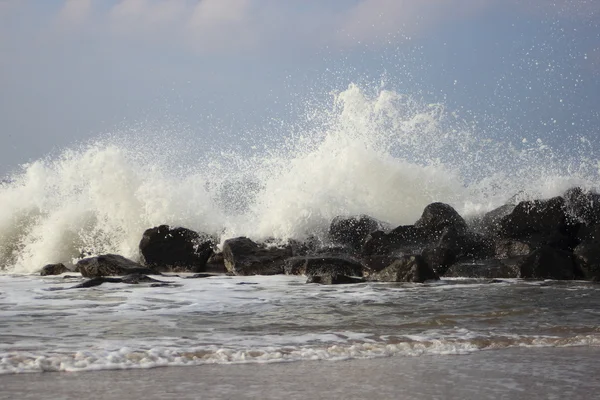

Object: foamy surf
[1,83,598,274]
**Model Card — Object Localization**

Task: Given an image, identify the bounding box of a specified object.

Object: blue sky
[1,0,599,175]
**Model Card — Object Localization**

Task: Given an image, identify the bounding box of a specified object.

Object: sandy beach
[1,346,598,400]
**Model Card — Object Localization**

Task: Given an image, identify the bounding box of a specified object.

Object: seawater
[0,83,599,375]
[0,275,598,374]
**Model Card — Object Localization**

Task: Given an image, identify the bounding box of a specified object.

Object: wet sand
[1,347,598,400]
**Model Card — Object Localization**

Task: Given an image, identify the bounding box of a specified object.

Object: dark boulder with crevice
[367,255,439,283]
[40,263,69,276]
[222,237,292,276]
[414,202,468,239]
[76,254,157,278]
[139,225,214,272]
[329,215,383,250]
[518,246,580,280]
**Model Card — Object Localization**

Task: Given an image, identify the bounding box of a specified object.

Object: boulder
[329,215,382,250]
[563,187,600,226]
[368,255,439,283]
[306,275,365,285]
[361,225,425,256]
[222,237,292,276]
[498,197,570,239]
[414,202,467,239]
[474,204,515,235]
[76,254,157,278]
[518,246,579,280]
[40,263,69,276]
[205,252,226,273]
[573,241,600,281]
[139,225,214,272]
[284,255,364,277]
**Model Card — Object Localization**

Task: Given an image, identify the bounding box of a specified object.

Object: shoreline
[1,346,598,400]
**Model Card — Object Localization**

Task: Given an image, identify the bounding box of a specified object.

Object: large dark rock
[222,237,292,276]
[361,225,425,256]
[139,225,214,272]
[474,204,515,236]
[414,202,467,239]
[284,255,364,277]
[563,187,600,226]
[329,215,382,250]
[498,197,570,239]
[76,254,157,278]
[422,227,493,276]
[518,246,579,280]
[40,263,69,276]
[368,255,439,283]
[573,241,600,281]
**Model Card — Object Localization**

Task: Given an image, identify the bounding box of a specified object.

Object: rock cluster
[39,187,600,285]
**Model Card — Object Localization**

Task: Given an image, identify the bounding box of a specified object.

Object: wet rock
[222,237,292,276]
[474,204,515,235]
[329,215,383,250]
[422,227,493,276]
[67,274,171,289]
[498,197,571,239]
[307,275,365,285]
[40,263,69,276]
[368,255,439,283]
[414,202,468,239]
[139,225,214,272]
[518,246,579,280]
[361,225,425,256]
[205,252,226,273]
[495,239,533,259]
[563,187,600,226]
[573,241,600,281]
[284,255,364,277]
[444,260,521,279]
[76,254,157,278]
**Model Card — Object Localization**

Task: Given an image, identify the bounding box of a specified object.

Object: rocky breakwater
[39,187,600,286]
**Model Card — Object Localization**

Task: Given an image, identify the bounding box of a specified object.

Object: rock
[368,255,439,283]
[40,263,69,276]
[474,204,515,235]
[563,187,600,226]
[422,227,493,276]
[284,256,364,277]
[67,274,171,289]
[361,225,425,256]
[498,197,570,239]
[444,260,521,279]
[307,275,365,285]
[222,237,292,276]
[495,239,533,259]
[139,225,214,272]
[205,252,226,273]
[329,215,383,250]
[76,254,157,278]
[414,202,467,239]
[573,241,600,281]
[518,246,579,280]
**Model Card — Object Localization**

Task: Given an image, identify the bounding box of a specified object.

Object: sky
[1,0,599,176]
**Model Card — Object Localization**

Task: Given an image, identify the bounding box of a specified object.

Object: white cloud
[58,0,92,26]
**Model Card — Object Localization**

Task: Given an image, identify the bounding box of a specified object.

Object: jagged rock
[499,197,571,239]
[306,275,365,285]
[76,254,157,278]
[422,227,493,276]
[518,246,579,280]
[563,187,600,226]
[474,204,515,235]
[329,215,382,250]
[368,255,439,283]
[139,225,214,272]
[284,255,364,277]
[414,202,467,239]
[361,225,425,256]
[222,237,292,276]
[573,241,600,281]
[40,263,69,276]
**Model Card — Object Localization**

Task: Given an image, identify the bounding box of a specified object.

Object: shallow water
[1,274,598,374]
